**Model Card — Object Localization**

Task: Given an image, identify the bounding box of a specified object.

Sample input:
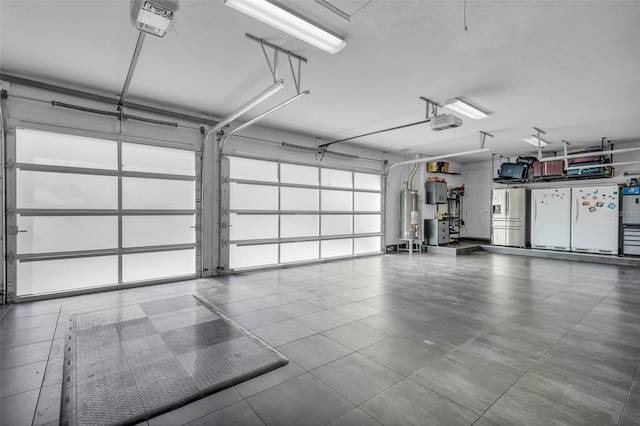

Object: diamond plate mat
[61,295,288,426]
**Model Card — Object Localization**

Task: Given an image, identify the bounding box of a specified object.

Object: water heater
[400,189,419,239]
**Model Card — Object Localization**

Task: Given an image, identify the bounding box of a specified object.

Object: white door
[571,185,620,254]
[463,167,491,239]
[531,188,571,250]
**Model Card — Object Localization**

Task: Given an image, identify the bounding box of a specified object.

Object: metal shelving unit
[447,188,463,243]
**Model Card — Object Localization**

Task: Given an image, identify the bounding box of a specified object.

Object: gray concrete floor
[1,252,639,425]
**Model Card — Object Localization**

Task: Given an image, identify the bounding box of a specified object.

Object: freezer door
[571,186,620,254]
[622,195,640,225]
[530,188,571,250]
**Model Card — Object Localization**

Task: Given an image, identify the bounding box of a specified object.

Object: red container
[532,161,543,178]
[543,160,564,176]
[568,148,603,164]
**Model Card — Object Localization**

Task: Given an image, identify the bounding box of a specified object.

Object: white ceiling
[1,0,639,162]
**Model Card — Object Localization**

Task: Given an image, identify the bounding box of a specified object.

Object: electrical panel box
[426,181,447,204]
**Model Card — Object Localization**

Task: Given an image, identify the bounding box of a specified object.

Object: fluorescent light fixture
[443,98,488,119]
[208,79,284,136]
[135,0,175,37]
[225,0,347,54]
[228,91,310,136]
[523,136,548,147]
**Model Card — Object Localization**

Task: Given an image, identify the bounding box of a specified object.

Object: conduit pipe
[385,148,490,178]
[406,162,419,190]
[538,145,640,162]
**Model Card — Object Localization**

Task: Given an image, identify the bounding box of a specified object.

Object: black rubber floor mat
[60,295,288,426]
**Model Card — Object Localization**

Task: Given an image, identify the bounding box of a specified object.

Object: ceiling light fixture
[442,98,488,119]
[224,0,347,54]
[523,136,548,147]
[227,90,310,137]
[132,0,177,38]
[208,79,285,136]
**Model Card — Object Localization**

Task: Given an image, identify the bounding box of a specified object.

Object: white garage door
[10,128,197,298]
[227,156,383,270]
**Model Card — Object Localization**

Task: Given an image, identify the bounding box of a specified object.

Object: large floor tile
[0,326,55,349]
[538,349,637,390]
[294,311,352,333]
[234,361,306,399]
[278,334,352,371]
[1,361,46,398]
[1,302,61,320]
[483,385,605,426]
[0,389,40,426]
[322,322,391,351]
[1,340,51,370]
[410,356,520,414]
[327,302,381,321]
[312,353,403,405]
[184,400,265,426]
[360,379,478,426]
[0,312,60,333]
[446,339,536,376]
[33,383,62,426]
[358,311,423,335]
[230,308,288,330]
[552,331,640,363]
[359,337,443,377]
[326,408,382,426]
[275,301,324,319]
[246,373,354,426]
[148,387,242,426]
[619,364,639,426]
[514,363,628,424]
[251,320,316,347]
[305,295,351,310]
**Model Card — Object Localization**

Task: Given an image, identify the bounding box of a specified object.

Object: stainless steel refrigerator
[492,188,530,247]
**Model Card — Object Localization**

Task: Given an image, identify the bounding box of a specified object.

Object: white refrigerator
[571,185,620,254]
[531,188,571,251]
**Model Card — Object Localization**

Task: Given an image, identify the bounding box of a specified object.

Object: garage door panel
[16,128,117,170]
[17,170,118,209]
[17,256,119,296]
[122,143,195,176]
[122,249,196,282]
[123,215,196,247]
[17,215,118,254]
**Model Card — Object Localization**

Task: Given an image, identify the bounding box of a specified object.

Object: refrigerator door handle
[534,198,537,222]
[575,197,579,222]
[506,191,509,216]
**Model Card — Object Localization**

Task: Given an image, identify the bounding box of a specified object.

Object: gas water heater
[400,188,420,239]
